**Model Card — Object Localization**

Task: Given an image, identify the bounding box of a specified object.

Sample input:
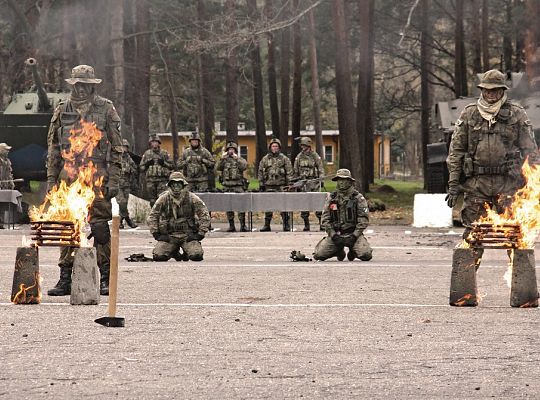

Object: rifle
[282,177,325,192]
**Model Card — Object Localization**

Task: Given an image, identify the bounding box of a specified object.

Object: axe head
[95,316,125,327]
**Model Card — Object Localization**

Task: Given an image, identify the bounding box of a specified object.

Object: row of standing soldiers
[138,132,325,232]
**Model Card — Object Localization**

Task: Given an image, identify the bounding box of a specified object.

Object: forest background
[2,0,540,193]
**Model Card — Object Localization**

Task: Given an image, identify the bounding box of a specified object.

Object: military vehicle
[0,58,69,185]
[428,72,540,193]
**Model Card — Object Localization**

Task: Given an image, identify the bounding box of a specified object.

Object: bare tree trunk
[332,0,362,186]
[515,0,526,71]
[133,0,150,155]
[123,0,136,144]
[356,0,374,192]
[265,0,280,138]
[290,0,302,162]
[279,0,291,156]
[247,0,267,168]
[503,0,513,71]
[224,0,240,144]
[306,6,323,158]
[109,1,124,120]
[454,0,467,97]
[420,0,432,188]
[470,0,483,73]
[481,0,489,71]
[525,0,540,91]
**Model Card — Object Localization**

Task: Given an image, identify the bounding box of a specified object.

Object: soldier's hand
[331,233,344,245]
[445,189,460,208]
[105,185,119,200]
[187,232,204,242]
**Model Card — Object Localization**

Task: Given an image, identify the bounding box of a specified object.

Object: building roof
[154,130,340,138]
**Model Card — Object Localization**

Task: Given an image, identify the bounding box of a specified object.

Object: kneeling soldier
[147,172,210,261]
[314,169,373,261]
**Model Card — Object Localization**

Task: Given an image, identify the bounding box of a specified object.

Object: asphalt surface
[1,223,539,399]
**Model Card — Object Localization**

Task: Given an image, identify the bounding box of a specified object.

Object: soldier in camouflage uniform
[140,134,174,207]
[147,171,211,262]
[0,143,14,190]
[446,70,539,246]
[293,137,324,231]
[257,138,294,231]
[46,65,123,296]
[313,169,373,262]
[178,131,215,192]
[215,141,249,232]
[116,139,138,229]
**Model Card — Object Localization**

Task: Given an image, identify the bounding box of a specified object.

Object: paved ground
[1,222,539,399]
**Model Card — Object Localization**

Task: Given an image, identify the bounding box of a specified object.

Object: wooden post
[11,246,40,304]
[449,248,480,306]
[70,247,100,305]
[108,215,121,317]
[510,249,539,308]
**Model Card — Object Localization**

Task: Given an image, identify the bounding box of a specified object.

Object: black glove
[145,160,154,168]
[105,185,119,200]
[157,158,165,166]
[445,188,460,208]
[331,233,345,245]
[259,184,266,192]
[153,232,170,242]
[187,232,205,242]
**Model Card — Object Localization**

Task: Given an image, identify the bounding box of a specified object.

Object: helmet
[477,69,509,90]
[332,168,355,181]
[148,134,161,144]
[167,171,188,186]
[122,139,130,148]
[65,64,102,85]
[190,131,201,141]
[226,141,238,151]
[269,137,281,149]
[299,137,312,146]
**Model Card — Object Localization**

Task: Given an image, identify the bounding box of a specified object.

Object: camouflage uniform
[215,142,248,232]
[293,137,324,230]
[257,138,294,231]
[447,70,539,242]
[139,134,174,207]
[147,172,211,261]
[0,143,14,190]
[116,139,138,228]
[178,132,215,192]
[314,169,373,261]
[46,65,123,296]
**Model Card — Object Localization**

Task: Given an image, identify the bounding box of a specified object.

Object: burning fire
[463,158,540,249]
[12,271,42,304]
[29,120,104,246]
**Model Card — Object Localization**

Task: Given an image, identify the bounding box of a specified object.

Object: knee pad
[90,222,111,245]
[189,254,203,261]
[153,254,170,262]
[359,253,372,261]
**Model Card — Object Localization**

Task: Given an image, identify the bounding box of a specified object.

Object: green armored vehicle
[0,58,69,183]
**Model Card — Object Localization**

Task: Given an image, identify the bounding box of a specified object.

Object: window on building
[324,145,333,163]
[239,145,248,160]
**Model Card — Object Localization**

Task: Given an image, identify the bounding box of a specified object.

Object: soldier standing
[293,137,324,231]
[446,69,539,247]
[139,134,174,207]
[178,131,215,192]
[0,143,14,189]
[46,64,123,296]
[116,139,138,229]
[258,138,294,232]
[215,141,248,232]
[313,169,373,261]
[148,171,211,261]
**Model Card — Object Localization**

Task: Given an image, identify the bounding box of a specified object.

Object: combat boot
[283,213,291,232]
[303,217,310,232]
[227,219,236,232]
[347,250,357,261]
[239,216,249,232]
[125,217,138,229]
[337,248,346,261]
[260,218,272,232]
[119,218,125,229]
[47,266,72,296]
[99,265,109,296]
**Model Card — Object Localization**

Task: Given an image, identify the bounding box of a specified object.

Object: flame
[463,159,540,249]
[29,120,104,246]
[12,271,42,304]
[454,293,475,306]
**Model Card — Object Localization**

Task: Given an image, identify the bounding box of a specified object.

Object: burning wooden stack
[31,220,79,247]
[468,222,522,249]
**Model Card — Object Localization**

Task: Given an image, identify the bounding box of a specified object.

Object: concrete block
[11,246,40,304]
[449,247,479,306]
[510,249,539,308]
[413,194,453,228]
[70,247,100,305]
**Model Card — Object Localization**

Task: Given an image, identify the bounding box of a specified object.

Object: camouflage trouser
[147,179,168,207]
[313,234,372,261]
[116,186,131,219]
[224,185,246,223]
[264,185,288,224]
[59,192,112,272]
[300,181,322,221]
[300,210,322,221]
[188,181,209,192]
[152,235,203,261]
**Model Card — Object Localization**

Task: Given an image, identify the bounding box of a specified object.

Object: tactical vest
[296,152,319,179]
[221,157,244,186]
[329,190,359,234]
[159,191,196,234]
[262,154,288,186]
[119,154,134,186]
[184,148,208,180]
[144,149,170,179]
[57,98,112,166]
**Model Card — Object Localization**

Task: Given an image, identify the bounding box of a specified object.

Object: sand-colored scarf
[477,92,507,128]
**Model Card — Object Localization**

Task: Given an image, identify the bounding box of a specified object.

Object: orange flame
[29,120,104,246]
[463,158,540,249]
[12,271,42,304]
